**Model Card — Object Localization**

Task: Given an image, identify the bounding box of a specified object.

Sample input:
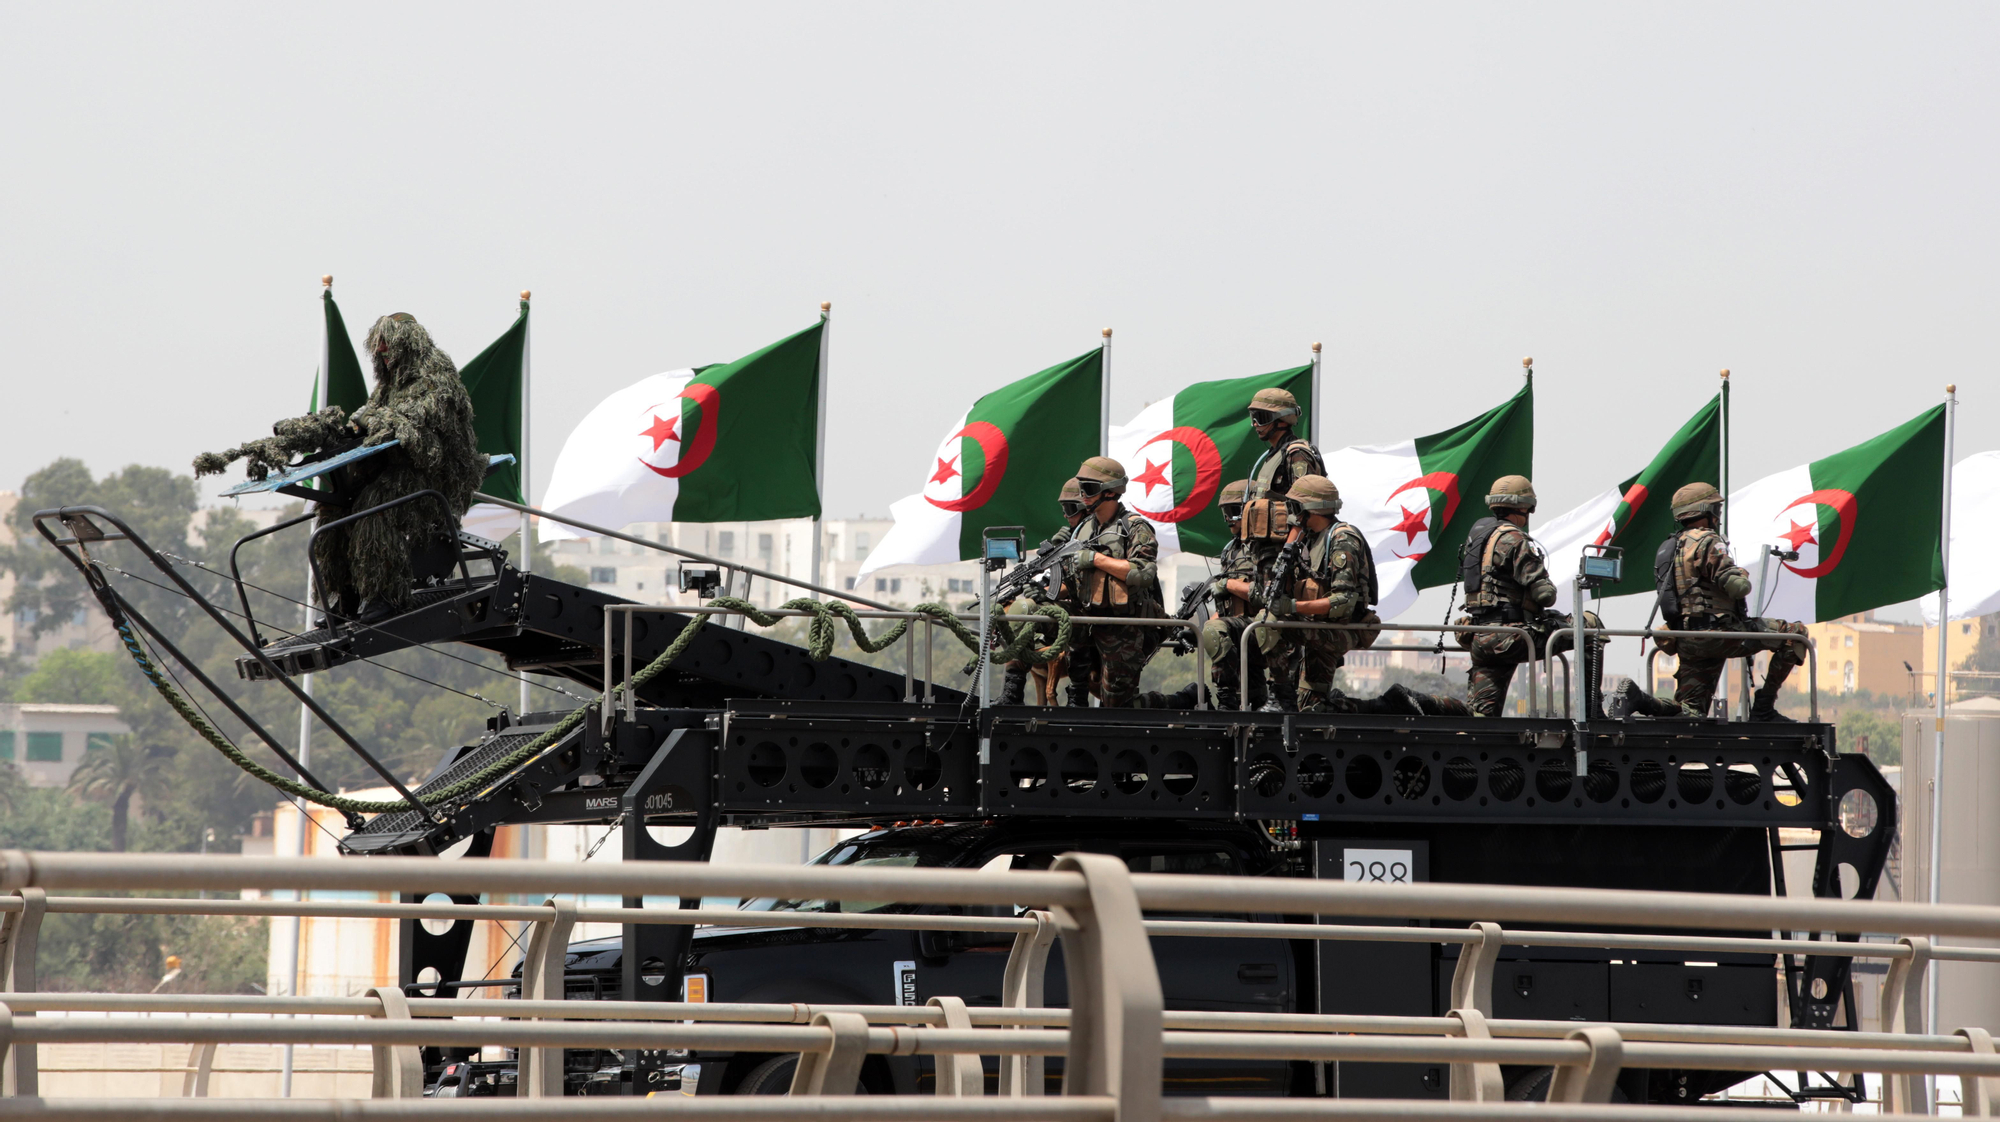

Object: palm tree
[0,761,24,815]
[68,737,176,852]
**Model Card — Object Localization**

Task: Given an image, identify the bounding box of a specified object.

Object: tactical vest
[1295,521,1378,619]
[1653,531,1686,628]
[1459,517,1527,621]
[1668,527,1745,624]
[1249,437,1321,499]
[1075,508,1162,612]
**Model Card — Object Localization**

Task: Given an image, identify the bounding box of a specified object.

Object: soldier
[1608,482,1809,722]
[1259,475,1382,712]
[1455,475,1603,717]
[1064,457,1166,707]
[998,479,1089,706]
[1246,388,1325,500]
[1195,479,1272,710]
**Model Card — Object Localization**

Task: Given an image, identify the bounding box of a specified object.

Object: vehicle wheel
[732,1055,875,1095]
[1505,1066,1628,1103]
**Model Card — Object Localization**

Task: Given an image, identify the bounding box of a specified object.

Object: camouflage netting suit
[1455,517,1601,717]
[195,314,486,617]
[1661,527,1809,717]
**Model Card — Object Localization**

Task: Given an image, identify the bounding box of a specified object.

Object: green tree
[68,736,178,851]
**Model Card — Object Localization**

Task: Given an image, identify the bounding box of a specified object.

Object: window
[947,578,974,594]
[13,607,36,625]
[1964,623,1974,635]
[1843,662,1856,692]
[0,731,11,761]
[890,579,902,594]
[717,532,736,558]
[589,567,618,584]
[844,577,856,590]
[1845,634,1854,648]
[757,533,774,560]
[855,532,870,558]
[70,608,87,627]
[86,732,115,753]
[874,578,888,592]
[26,732,63,762]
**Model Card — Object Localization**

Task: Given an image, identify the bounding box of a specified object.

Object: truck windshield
[737,839,950,914]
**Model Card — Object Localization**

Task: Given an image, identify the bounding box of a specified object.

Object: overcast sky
[3,3,1992,633]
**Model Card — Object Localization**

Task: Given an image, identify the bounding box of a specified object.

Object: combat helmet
[1247,388,1301,436]
[1485,475,1538,513]
[1671,482,1723,523]
[1289,475,1342,515]
[1218,478,1253,521]
[1058,477,1085,517]
[1075,456,1128,499]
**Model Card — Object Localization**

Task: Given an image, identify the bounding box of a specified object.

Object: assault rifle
[1256,525,1307,616]
[1163,578,1214,655]
[990,535,1089,607]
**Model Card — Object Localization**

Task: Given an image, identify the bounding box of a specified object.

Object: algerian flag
[1922,451,2000,625]
[1107,363,1313,559]
[860,348,1102,574]
[311,284,368,415]
[1540,392,1722,602]
[539,320,824,540]
[1733,406,1946,623]
[459,297,530,540]
[1324,381,1533,620]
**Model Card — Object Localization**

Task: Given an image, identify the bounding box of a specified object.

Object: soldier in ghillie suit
[1246,387,1324,500]
[1608,482,1809,722]
[195,313,486,623]
[1064,457,1165,708]
[1455,475,1603,717]
[998,478,1090,707]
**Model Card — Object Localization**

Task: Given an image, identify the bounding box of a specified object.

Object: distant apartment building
[1339,630,1472,692]
[1926,611,2000,702]
[0,702,131,788]
[1807,611,1925,698]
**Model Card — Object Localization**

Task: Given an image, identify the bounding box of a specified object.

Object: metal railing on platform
[3,849,1998,1118]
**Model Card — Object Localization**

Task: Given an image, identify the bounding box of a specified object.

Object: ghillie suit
[196,313,485,620]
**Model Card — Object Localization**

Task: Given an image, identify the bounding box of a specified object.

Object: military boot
[1748,685,1798,724]
[998,664,1029,706]
[1066,682,1094,708]
[1259,678,1298,713]
[1211,683,1241,712]
[1364,683,1427,716]
[1608,677,1684,719]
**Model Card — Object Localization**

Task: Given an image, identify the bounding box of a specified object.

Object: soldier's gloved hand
[1270,596,1296,615]
[1075,549,1098,568]
[1246,591,1266,612]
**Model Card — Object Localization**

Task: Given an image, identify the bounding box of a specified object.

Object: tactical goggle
[1220,502,1244,521]
[1247,408,1282,426]
[1075,478,1114,498]
[1059,500,1086,517]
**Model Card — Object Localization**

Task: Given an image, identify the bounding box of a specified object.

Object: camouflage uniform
[1200,535,1277,708]
[1249,437,1325,501]
[1457,519,1600,717]
[1066,503,1165,707]
[1280,520,1378,712]
[1663,528,1809,716]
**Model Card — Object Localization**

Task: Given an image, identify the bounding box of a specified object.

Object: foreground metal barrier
[3,849,1998,1119]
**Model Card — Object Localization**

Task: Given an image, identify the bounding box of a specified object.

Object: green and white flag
[1105,363,1313,558]
[1734,406,1946,623]
[1324,382,1534,619]
[539,320,824,539]
[1539,392,1722,601]
[458,297,529,539]
[860,348,1103,573]
[311,285,368,415]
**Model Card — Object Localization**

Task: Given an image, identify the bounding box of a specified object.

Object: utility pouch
[1353,611,1383,649]
[1239,499,1292,541]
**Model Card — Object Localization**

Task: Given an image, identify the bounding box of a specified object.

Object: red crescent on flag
[1777,489,1857,578]
[1384,472,1461,559]
[1595,483,1650,546]
[636,383,721,479]
[1131,426,1223,522]
[926,422,1010,512]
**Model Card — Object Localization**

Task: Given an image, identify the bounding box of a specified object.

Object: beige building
[1806,610,1924,698]
[1924,612,1998,703]
[0,702,130,788]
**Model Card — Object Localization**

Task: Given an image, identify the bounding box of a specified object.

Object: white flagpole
[1309,342,1322,442]
[1099,328,1112,456]
[812,302,831,598]
[518,291,533,718]
[1926,383,1957,1059]
[1722,370,1743,719]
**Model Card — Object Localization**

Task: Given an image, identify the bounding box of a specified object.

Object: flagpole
[284,273,337,1097]
[1926,382,1957,1059]
[812,302,831,599]
[1309,342,1322,441]
[1099,328,1113,456]
[518,291,533,719]
[1721,370,1741,720]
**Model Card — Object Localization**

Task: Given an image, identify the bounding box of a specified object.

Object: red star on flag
[1390,504,1428,545]
[1132,458,1169,497]
[1779,518,1817,551]
[640,413,680,452]
[930,455,961,485]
